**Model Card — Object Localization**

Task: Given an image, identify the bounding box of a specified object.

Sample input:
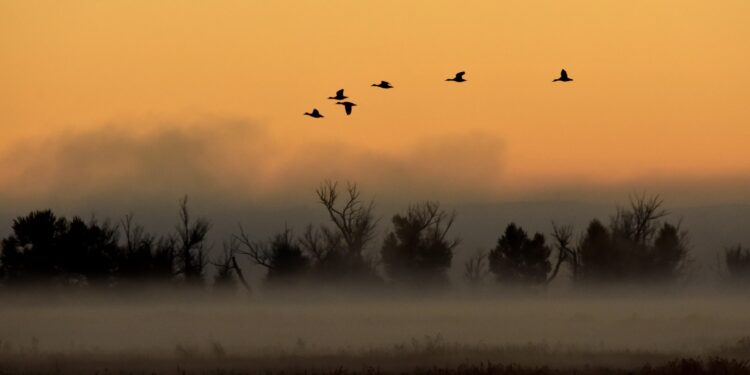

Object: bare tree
[303,181,381,283]
[464,249,488,285]
[573,194,688,283]
[725,244,750,282]
[235,225,274,269]
[121,214,144,256]
[212,238,238,291]
[213,235,251,293]
[611,194,667,247]
[299,224,342,264]
[547,222,577,283]
[316,180,377,256]
[235,226,309,284]
[174,196,210,285]
[116,213,175,283]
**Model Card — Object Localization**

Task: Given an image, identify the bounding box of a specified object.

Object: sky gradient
[1,0,749,206]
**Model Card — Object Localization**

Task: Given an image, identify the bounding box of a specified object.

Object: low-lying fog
[1,290,749,357]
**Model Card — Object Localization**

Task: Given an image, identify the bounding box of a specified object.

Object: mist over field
[1,290,750,375]
[2,290,750,352]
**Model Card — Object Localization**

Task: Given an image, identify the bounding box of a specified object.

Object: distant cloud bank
[0,117,507,206]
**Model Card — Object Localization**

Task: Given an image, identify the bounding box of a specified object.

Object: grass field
[1,342,749,374]
[2,291,750,374]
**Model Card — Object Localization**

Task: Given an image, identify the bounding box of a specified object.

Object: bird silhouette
[372,80,393,89]
[304,109,324,118]
[553,69,573,82]
[336,101,357,115]
[328,89,348,100]
[446,71,466,82]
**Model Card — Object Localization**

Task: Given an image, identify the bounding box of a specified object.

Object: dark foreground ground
[2,342,750,375]
[1,357,749,375]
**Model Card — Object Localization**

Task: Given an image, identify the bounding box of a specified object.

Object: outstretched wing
[381,81,389,85]
[456,71,465,79]
[344,103,353,115]
[336,89,345,97]
[560,69,568,80]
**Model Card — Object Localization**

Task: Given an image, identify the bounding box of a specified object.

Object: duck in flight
[336,101,357,115]
[372,80,393,89]
[304,109,324,118]
[553,69,573,82]
[446,71,466,82]
[328,89,348,100]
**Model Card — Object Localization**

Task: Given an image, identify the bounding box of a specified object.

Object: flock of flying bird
[304,69,573,118]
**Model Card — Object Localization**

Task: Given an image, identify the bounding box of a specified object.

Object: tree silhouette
[212,238,239,291]
[173,196,210,285]
[649,223,688,280]
[380,202,458,286]
[1,210,69,285]
[725,245,750,282]
[316,181,377,255]
[488,223,552,284]
[59,217,119,285]
[563,194,688,284]
[0,210,119,286]
[548,223,576,283]
[611,195,666,247]
[576,219,617,281]
[236,227,309,285]
[304,181,380,283]
[116,214,175,284]
[0,192,702,291]
[464,249,489,285]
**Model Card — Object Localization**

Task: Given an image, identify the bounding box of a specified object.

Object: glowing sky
[1,0,749,204]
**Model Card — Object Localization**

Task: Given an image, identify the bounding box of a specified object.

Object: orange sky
[1,0,749,203]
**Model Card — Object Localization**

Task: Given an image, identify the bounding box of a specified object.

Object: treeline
[1,181,749,291]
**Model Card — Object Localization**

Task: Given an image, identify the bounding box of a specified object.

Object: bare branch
[548,222,576,283]
[173,196,210,281]
[231,256,251,293]
[234,225,275,269]
[464,249,488,284]
[314,180,377,256]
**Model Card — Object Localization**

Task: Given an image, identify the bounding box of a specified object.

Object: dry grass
[1,339,750,375]
[2,294,750,374]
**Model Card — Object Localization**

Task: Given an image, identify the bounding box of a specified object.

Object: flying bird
[372,80,393,89]
[304,109,324,118]
[446,71,466,82]
[328,89,348,100]
[336,101,357,115]
[553,69,573,82]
